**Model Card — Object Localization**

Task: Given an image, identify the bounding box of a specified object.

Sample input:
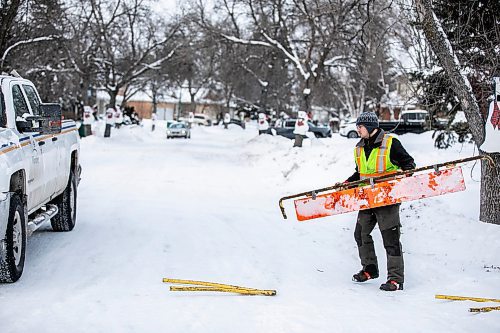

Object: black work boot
[352,265,379,282]
[380,280,403,291]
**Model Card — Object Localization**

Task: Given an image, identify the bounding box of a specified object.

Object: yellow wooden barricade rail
[469,306,500,313]
[435,294,500,303]
[170,286,276,296]
[163,278,277,296]
[436,294,500,313]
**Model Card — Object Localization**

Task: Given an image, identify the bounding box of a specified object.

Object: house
[122,86,233,122]
[95,85,234,122]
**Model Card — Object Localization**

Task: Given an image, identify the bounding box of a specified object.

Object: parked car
[339,119,359,138]
[267,119,332,139]
[229,118,245,129]
[166,122,191,139]
[340,110,430,138]
[179,113,212,126]
[193,114,212,126]
[379,110,429,134]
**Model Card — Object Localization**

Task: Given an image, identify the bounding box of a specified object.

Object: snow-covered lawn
[1,121,499,332]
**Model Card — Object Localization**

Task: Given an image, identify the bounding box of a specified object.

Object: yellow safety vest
[354,134,399,180]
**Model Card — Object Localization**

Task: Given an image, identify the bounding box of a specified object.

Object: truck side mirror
[16,113,42,133]
[39,103,62,134]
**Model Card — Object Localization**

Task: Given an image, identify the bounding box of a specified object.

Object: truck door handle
[38,141,45,146]
[52,137,58,142]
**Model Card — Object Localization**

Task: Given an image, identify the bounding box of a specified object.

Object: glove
[334,180,349,188]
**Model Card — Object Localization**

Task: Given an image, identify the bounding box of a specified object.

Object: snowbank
[0,123,498,333]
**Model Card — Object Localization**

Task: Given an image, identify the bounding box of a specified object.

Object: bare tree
[90,0,181,107]
[415,0,499,225]
[57,0,103,107]
[325,0,400,117]
[201,0,364,112]
[165,15,221,117]
[0,0,24,71]
[0,0,61,72]
[1,0,85,116]
[193,0,403,118]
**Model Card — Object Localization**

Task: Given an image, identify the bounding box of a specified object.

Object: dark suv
[267,119,332,139]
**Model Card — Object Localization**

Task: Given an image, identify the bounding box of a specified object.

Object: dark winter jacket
[346,129,416,182]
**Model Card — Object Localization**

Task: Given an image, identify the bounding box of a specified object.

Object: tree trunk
[301,94,311,113]
[152,92,157,115]
[80,74,92,106]
[415,0,499,225]
[358,82,366,115]
[225,86,233,110]
[108,90,118,108]
[189,93,196,114]
[480,153,500,224]
[260,87,268,113]
[300,80,311,112]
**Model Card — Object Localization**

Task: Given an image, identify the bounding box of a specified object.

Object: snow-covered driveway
[1,122,499,332]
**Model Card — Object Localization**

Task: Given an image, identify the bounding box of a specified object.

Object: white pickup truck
[0,74,80,282]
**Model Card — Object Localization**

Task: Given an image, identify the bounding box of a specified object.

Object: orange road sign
[294,167,466,221]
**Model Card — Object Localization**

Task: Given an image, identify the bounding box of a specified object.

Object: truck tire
[51,171,77,232]
[0,194,26,283]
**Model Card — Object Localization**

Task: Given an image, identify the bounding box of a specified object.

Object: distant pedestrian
[258,113,269,135]
[293,111,309,147]
[223,112,231,129]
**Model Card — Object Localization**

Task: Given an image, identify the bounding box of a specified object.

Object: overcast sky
[156,0,177,11]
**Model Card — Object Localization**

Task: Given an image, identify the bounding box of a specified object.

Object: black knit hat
[356,112,379,133]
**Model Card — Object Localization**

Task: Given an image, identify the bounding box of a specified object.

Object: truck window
[23,85,41,115]
[12,85,29,118]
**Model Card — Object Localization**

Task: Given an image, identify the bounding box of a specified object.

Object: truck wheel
[0,194,26,283]
[51,171,77,232]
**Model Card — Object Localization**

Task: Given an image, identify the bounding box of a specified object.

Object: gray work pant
[354,204,404,283]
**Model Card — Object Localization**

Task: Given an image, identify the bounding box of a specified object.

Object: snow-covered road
[1,122,499,332]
